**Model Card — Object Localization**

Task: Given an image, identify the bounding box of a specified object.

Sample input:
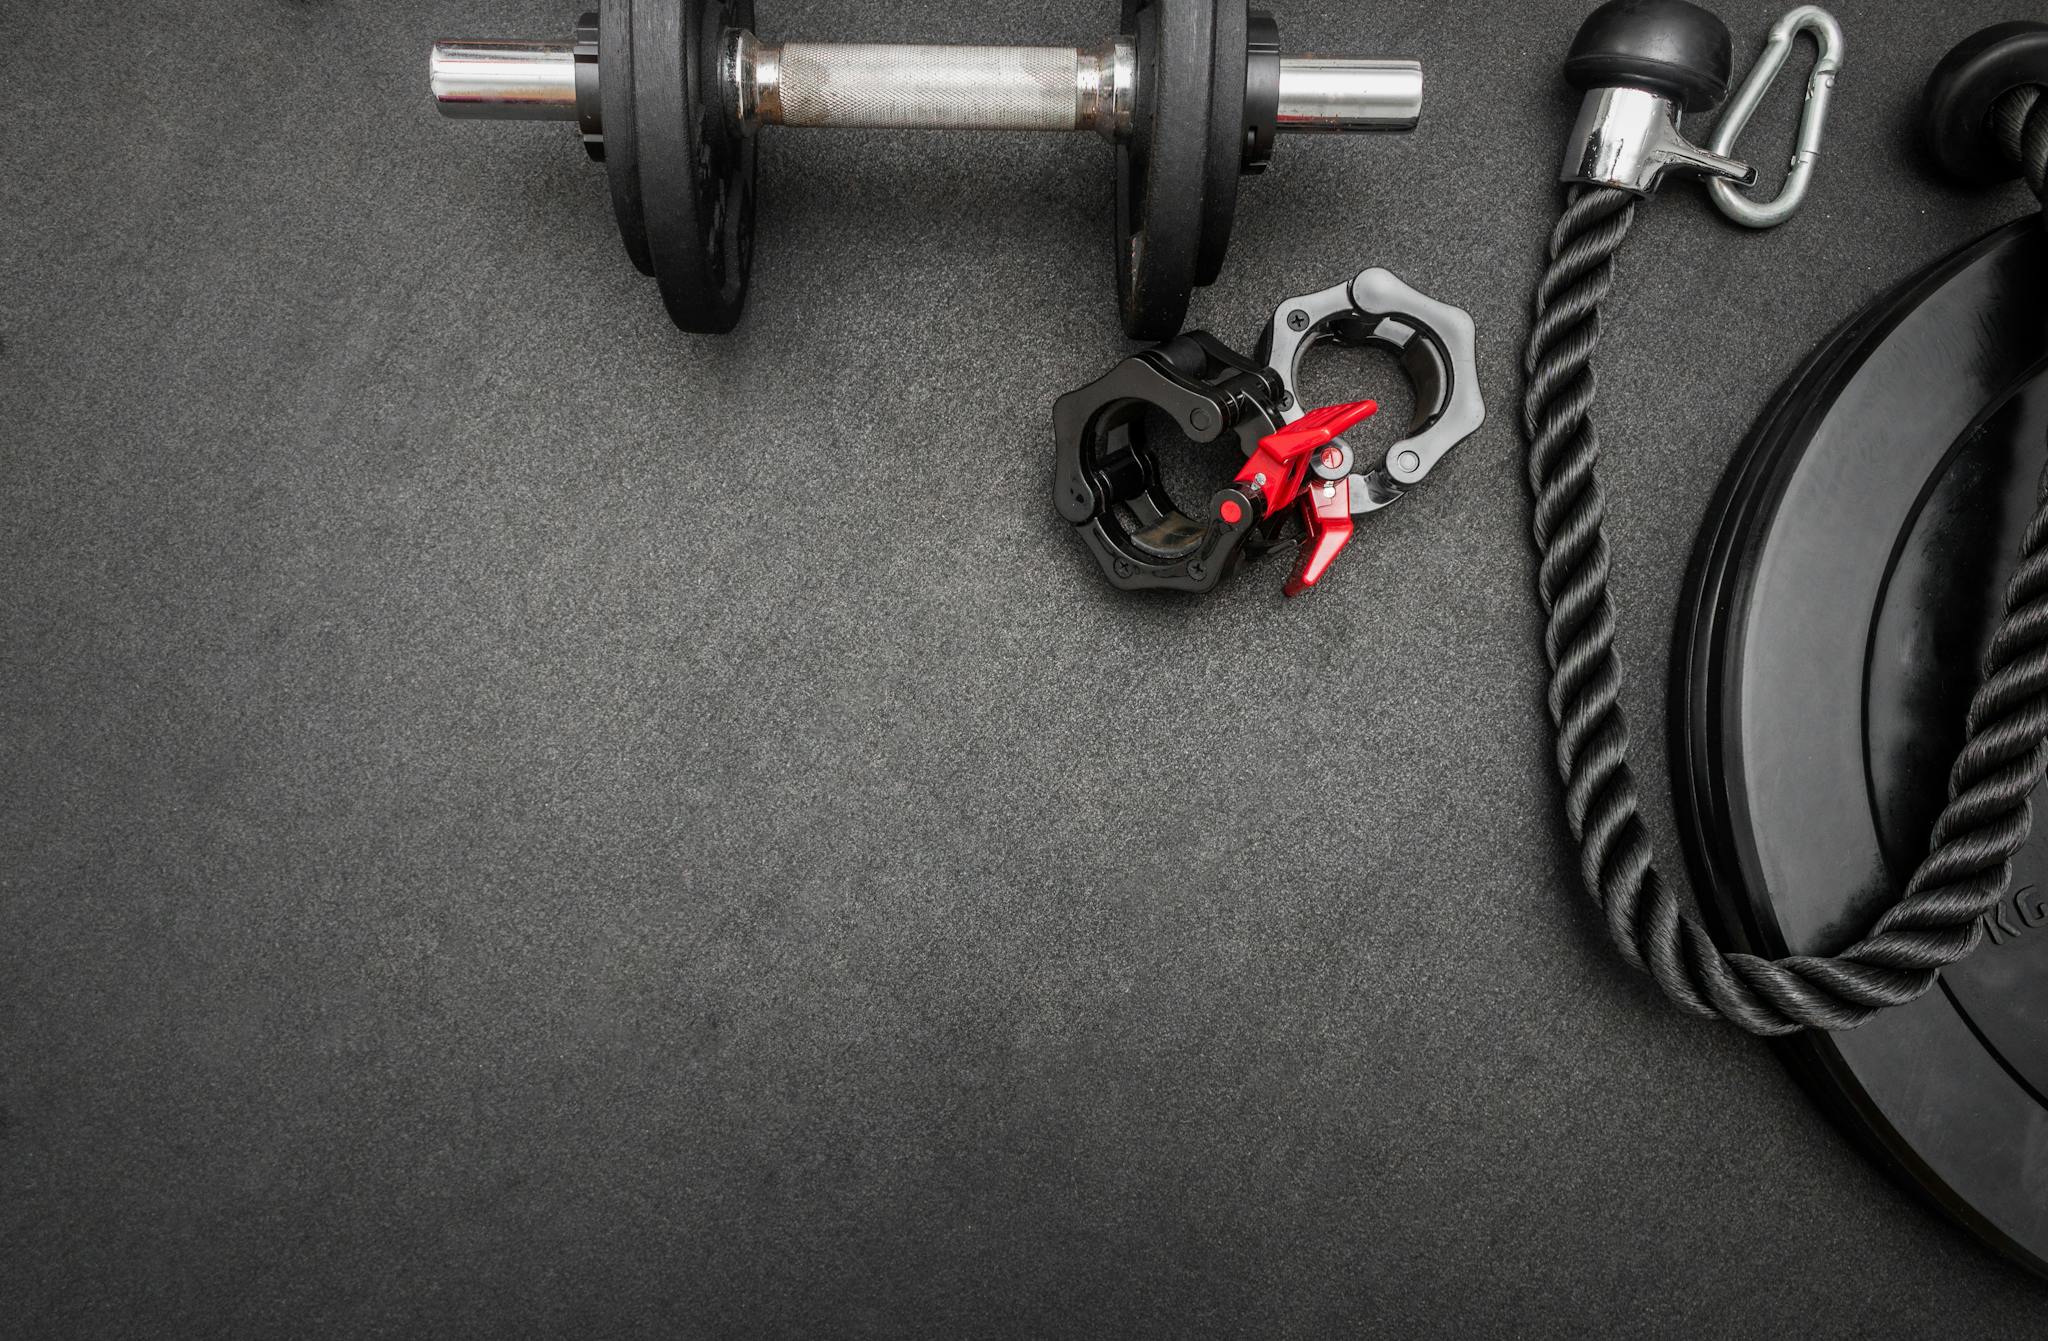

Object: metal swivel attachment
[1559,0,1842,228]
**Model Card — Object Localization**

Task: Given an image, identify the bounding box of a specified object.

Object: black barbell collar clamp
[1052,332,1290,595]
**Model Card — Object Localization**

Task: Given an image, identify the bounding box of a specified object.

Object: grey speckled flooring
[4,0,2046,1334]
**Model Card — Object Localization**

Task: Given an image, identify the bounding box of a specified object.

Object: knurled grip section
[768,43,1084,131]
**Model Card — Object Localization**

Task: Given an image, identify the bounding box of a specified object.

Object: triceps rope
[1519,81,2048,1035]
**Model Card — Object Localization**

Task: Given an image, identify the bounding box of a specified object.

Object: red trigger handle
[1233,401,1377,598]
[1233,400,1378,517]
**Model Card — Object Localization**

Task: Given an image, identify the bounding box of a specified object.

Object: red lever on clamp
[1233,400,1377,597]
[1286,476,1354,597]
[1234,400,1378,516]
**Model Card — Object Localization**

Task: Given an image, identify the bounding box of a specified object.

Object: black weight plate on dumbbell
[599,0,653,275]
[1195,0,1248,286]
[633,0,756,333]
[1118,0,1217,339]
[1675,217,2048,1279]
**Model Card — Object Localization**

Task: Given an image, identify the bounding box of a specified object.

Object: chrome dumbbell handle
[734,38,1135,136]
[429,36,1422,138]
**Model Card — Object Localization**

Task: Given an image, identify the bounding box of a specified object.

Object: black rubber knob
[1565,0,1734,113]
[1923,22,2048,187]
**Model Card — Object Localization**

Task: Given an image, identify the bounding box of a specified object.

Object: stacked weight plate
[1676,217,2048,1277]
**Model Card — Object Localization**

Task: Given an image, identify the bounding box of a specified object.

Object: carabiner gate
[1706,6,1845,229]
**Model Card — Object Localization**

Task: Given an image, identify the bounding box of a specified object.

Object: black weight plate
[1676,217,2048,1278]
[1117,0,1217,340]
[1195,0,1248,286]
[632,0,756,333]
[599,0,652,275]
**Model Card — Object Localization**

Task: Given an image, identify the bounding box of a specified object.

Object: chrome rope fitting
[1558,0,1842,228]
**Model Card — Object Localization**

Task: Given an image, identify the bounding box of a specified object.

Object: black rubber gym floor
[4,0,2046,1334]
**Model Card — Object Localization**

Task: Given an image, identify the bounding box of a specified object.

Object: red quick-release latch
[1286,475,1354,598]
[1234,400,1378,518]
[1234,400,1377,598]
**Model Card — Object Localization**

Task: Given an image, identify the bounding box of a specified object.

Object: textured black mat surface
[5,0,2047,1334]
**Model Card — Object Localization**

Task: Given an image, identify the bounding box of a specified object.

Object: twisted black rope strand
[1519,95,2048,1034]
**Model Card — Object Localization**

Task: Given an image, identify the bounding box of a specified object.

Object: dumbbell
[431,0,1423,338]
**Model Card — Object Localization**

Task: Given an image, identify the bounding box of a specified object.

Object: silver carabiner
[1707,6,1845,229]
